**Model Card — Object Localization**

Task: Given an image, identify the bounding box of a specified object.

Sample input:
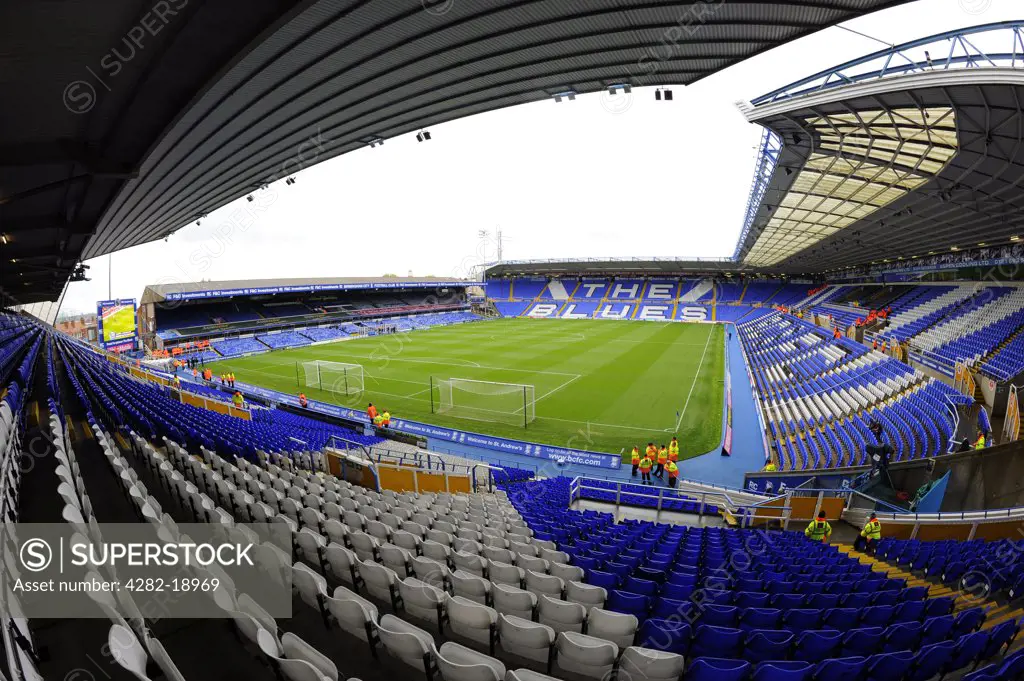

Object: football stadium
[7,4,1024,681]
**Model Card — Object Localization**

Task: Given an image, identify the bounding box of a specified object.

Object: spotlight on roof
[416,131,432,142]
[285,177,296,185]
[552,90,577,103]
[365,136,385,148]
[607,83,632,95]
[655,88,673,101]
[0,234,7,245]
[246,195,254,202]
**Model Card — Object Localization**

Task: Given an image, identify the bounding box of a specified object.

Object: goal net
[436,378,536,426]
[298,360,364,396]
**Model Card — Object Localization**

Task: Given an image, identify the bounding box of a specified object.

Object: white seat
[491,583,536,621]
[539,549,569,564]
[515,555,548,574]
[379,543,414,577]
[349,531,380,562]
[618,646,685,681]
[436,641,506,681]
[292,563,328,623]
[324,543,359,586]
[445,593,498,649]
[422,540,452,563]
[488,561,524,588]
[453,550,487,576]
[537,595,586,635]
[524,571,563,600]
[450,569,491,605]
[554,632,617,680]
[565,581,606,612]
[324,585,378,650]
[392,529,422,553]
[295,529,326,570]
[412,556,451,589]
[398,577,445,629]
[107,624,151,680]
[586,608,637,650]
[497,615,554,666]
[358,559,399,608]
[505,669,560,681]
[548,563,584,583]
[375,614,436,676]
[258,630,339,681]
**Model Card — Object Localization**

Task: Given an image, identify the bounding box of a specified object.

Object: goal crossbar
[434,377,536,427]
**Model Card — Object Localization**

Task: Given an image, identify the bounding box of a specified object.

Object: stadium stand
[257,330,314,349]
[739,312,964,469]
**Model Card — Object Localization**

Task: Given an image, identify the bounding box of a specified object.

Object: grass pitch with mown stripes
[206,318,725,459]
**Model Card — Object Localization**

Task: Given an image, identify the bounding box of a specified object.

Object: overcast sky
[58,0,1019,316]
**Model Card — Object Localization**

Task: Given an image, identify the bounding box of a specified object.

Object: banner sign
[162,281,468,301]
[213,380,621,469]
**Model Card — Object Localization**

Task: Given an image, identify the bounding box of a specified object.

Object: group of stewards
[367,402,391,428]
[805,510,882,555]
[631,437,681,487]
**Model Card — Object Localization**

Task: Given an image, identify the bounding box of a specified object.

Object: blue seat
[891,600,925,624]
[751,661,812,681]
[923,596,954,618]
[841,627,885,657]
[638,618,691,655]
[623,576,659,598]
[783,609,821,633]
[740,608,782,631]
[900,586,928,602]
[772,594,805,610]
[920,614,955,646]
[703,605,739,628]
[605,562,632,580]
[806,594,841,610]
[961,664,999,681]
[904,641,955,681]
[607,590,650,621]
[864,651,915,681]
[822,608,859,631]
[860,605,894,628]
[792,629,842,663]
[953,608,986,636]
[691,625,744,659]
[586,570,619,590]
[685,657,751,681]
[743,630,793,664]
[883,621,921,653]
[652,597,692,621]
[946,631,990,672]
[635,567,665,584]
[996,647,1024,680]
[662,583,695,601]
[811,656,866,681]
[736,592,771,609]
[870,591,900,607]
[980,618,1020,659]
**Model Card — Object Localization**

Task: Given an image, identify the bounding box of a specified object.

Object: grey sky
[59,0,1018,315]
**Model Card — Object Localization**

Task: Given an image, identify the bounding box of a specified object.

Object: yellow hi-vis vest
[861,519,881,540]
[657,448,668,463]
[805,520,831,541]
[975,435,986,450]
[630,449,640,464]
[638,457,653,472]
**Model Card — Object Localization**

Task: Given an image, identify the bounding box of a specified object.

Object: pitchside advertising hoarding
[96,298,138,352]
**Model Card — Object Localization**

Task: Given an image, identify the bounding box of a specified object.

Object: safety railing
[568,477,793,529]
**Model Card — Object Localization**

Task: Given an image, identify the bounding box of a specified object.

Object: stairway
[835,544,1022,627]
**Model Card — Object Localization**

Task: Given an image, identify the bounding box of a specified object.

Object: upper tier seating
[740,312,962,469]
[257,330,313,349]
[211,336,269,357]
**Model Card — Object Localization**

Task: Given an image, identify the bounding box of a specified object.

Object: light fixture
[951,246,959,251]
[978,242,986,246]
[246,195,254,202]
[1012,236,1021,242]
[416,131,432,142]
[0,234,7,245]
[655,88,673,101]
[285,177,296,185]
[553,90,577,103]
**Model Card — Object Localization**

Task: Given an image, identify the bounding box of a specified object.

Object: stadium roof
[3,0,910,303]
[734,22,1024,273]
[484,257,749,278]
[140,276,468,304]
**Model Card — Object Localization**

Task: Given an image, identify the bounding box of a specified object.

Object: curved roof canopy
[736,21,1024,273]
[3,0,908,302]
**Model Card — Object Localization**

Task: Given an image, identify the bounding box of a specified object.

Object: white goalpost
[297,360,365,396]
[433,377,536,427]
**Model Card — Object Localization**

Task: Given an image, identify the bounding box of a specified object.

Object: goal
[297,360,364,396]
[434,378,536,427]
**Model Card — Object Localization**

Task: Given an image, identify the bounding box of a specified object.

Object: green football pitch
[206,319,725,460]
